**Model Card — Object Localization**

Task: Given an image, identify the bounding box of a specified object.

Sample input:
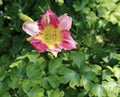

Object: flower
[22,8,77,57]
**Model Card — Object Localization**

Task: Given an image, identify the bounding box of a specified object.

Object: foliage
[0,0,120,97]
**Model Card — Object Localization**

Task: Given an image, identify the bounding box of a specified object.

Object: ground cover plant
[0,0,120,97]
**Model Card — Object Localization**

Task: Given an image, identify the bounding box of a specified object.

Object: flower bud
[19,13,34,22]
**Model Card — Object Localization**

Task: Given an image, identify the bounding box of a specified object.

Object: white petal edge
[22,21,40,37]
[47,48,61,57]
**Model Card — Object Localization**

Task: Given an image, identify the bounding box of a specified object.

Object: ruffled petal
[57,30,77,50]
[47,48,61,57]
[38,8,59,29]
[22,21,40,36]
[58,14,72,30]
[29,38,48,52]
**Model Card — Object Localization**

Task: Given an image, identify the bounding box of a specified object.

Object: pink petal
[29,38,48,52]
[57,30,77,50]
[38,8,59,29]
[58,14,72,30]
[22,21,40,36]
[47,48,61,57]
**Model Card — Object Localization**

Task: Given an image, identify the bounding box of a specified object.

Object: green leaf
[112,0,119,3]
[80,74,92,91]
[0,54,10,66]
[91,65,102,75]
[9,59,21,68]
[47,89,64,97]
[37,57,47,70]
[7,75,21,89]
[27,87,44,97]
[86,11,98,27]
[48,59,62,74]
[113,66,120,80]
[101,0,116,11]
[110,52,120,61]
[58,67,80,88]
[40,77,50,89]
[89,84,106,97]
[0,82,9,93]
[102,69,113,80]
[0,67,7,81]
[102,80,120,97]
[97,6,110,18]
[21,80,33,93]
[0,92,11,97]
[26,62,43,80]
[78,90,88,97]
[17,88,26,97]
[73,1,81,12]
[58,70,70,83]
[69,73,80,89]
[27,50,40,63]
[17,61,27,78]
[26,64,40,78]
[47,75,60,88]
[109,12,118,24]
[102,56,109,63]
[55,0,64,6]
[73,0,89,12]
[83,71,98,82]
[80,71,98,91]
[70,51,85,68]
[0,0,3,5]
[22,79,42,95]
[80,64,91,73]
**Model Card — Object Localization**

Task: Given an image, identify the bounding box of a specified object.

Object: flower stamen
[35,25,62,49]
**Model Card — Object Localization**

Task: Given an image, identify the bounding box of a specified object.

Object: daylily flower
[22,8,77,57]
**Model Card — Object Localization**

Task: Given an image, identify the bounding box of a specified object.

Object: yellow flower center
[35,25,62,48]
